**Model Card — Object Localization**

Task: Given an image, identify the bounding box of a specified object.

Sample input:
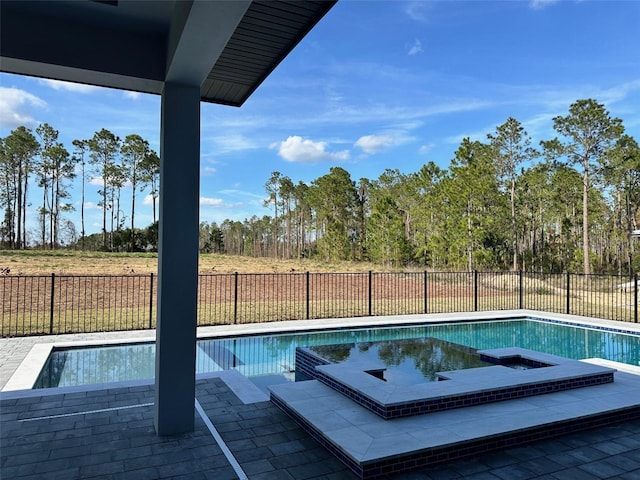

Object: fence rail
[1,271,638,337]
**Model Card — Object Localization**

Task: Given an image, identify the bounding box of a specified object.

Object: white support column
[155,82,200,436]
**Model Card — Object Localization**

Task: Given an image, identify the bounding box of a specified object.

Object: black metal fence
[1,271,638,337]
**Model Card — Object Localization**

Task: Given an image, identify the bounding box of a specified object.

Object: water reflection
[309,338,489,384]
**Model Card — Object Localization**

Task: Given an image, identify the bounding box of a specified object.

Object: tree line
[2,98,639,274]
[0,126,159,251]
[199,99,639,275]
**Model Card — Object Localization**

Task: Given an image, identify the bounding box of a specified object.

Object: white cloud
[407,39,424,56]
[354,134,394,154]
[219,189,264,199]
[142,194,156,206]
[38,78,101,93]
[529,0,560,10]
[89,177,104,187]
[200,197,224,207]
[123,91,142,100]
[272,136,350,163]
[419,143,435,155]
[404,1,431,22]
[83,201,101,210]
[0,86,46,128]
[202,166,216,176]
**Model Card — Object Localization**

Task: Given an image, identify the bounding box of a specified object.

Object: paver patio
[2,376,640,479]
[2,314,640,479]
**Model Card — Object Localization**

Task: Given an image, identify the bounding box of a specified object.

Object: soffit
[0,0,336,106]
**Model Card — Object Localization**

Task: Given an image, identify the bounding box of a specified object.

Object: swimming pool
[33,317,640,390]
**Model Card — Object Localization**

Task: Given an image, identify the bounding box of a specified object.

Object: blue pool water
[33,317,640,390]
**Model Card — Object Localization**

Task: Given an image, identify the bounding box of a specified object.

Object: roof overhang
[0,0,336,106]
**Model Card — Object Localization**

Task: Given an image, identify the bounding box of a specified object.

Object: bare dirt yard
[0,250,383,275]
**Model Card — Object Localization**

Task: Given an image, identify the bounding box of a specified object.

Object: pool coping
[269,364,640,479]
[2,309,639,394]
[297,347,616,419]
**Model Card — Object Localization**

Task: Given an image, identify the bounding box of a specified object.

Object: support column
[155,82,200,436]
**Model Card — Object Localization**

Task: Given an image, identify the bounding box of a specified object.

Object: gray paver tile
[568,446,610,463]
[250,470,296,480]
[518,457,564,475]
[220,427,257,442]
[109,444,153,460]
[0,463,38,478]
[237,415,274,429]
[113,466,160,480]
[591,440,635,456]
[257,433,299,451]
[3,450,46,468]
[550,467,600,480]
[37,467,82,480]
[242,458,276,475]
[268,438,307,456]
[211,419,241,433]
[233,445,273,462]
[614,435,640,450]
[409,465,462,479]
[504,444,547,461]
[252,420,295,436]
[80,460,125,477]
[490,463,537,480]
[287,460,347,479]
[322,472,359,480]
[577,459,627,478]
[548,451,590,468]
[604,454,640,473]
[450,458,492,476]
[618,469,640,480]
[476,451,520,468]
[225,437,256,452]
[157,460,204,478]
[451,473,502,480]
[123,452,171,471]
[270,451,317,470]
[203,466,241,480]
[49,444,92,460]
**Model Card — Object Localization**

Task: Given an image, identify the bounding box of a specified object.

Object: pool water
[33,318,640,390]
[306,338,492,385]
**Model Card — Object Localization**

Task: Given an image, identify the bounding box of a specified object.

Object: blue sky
[1,0,639,239]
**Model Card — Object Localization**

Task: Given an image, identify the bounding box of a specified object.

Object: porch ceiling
[0,0,336,106]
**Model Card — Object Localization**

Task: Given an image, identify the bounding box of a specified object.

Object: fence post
[566,272,571,315]
[424,270,428,314]
[519,270,523,310]
[306,271,310,320]
[233,272,238,325]
[368,271,372,316]
[148,273,154,329]
[474,270,478,312]
[635,272,638,324]
[49,273,55,334]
